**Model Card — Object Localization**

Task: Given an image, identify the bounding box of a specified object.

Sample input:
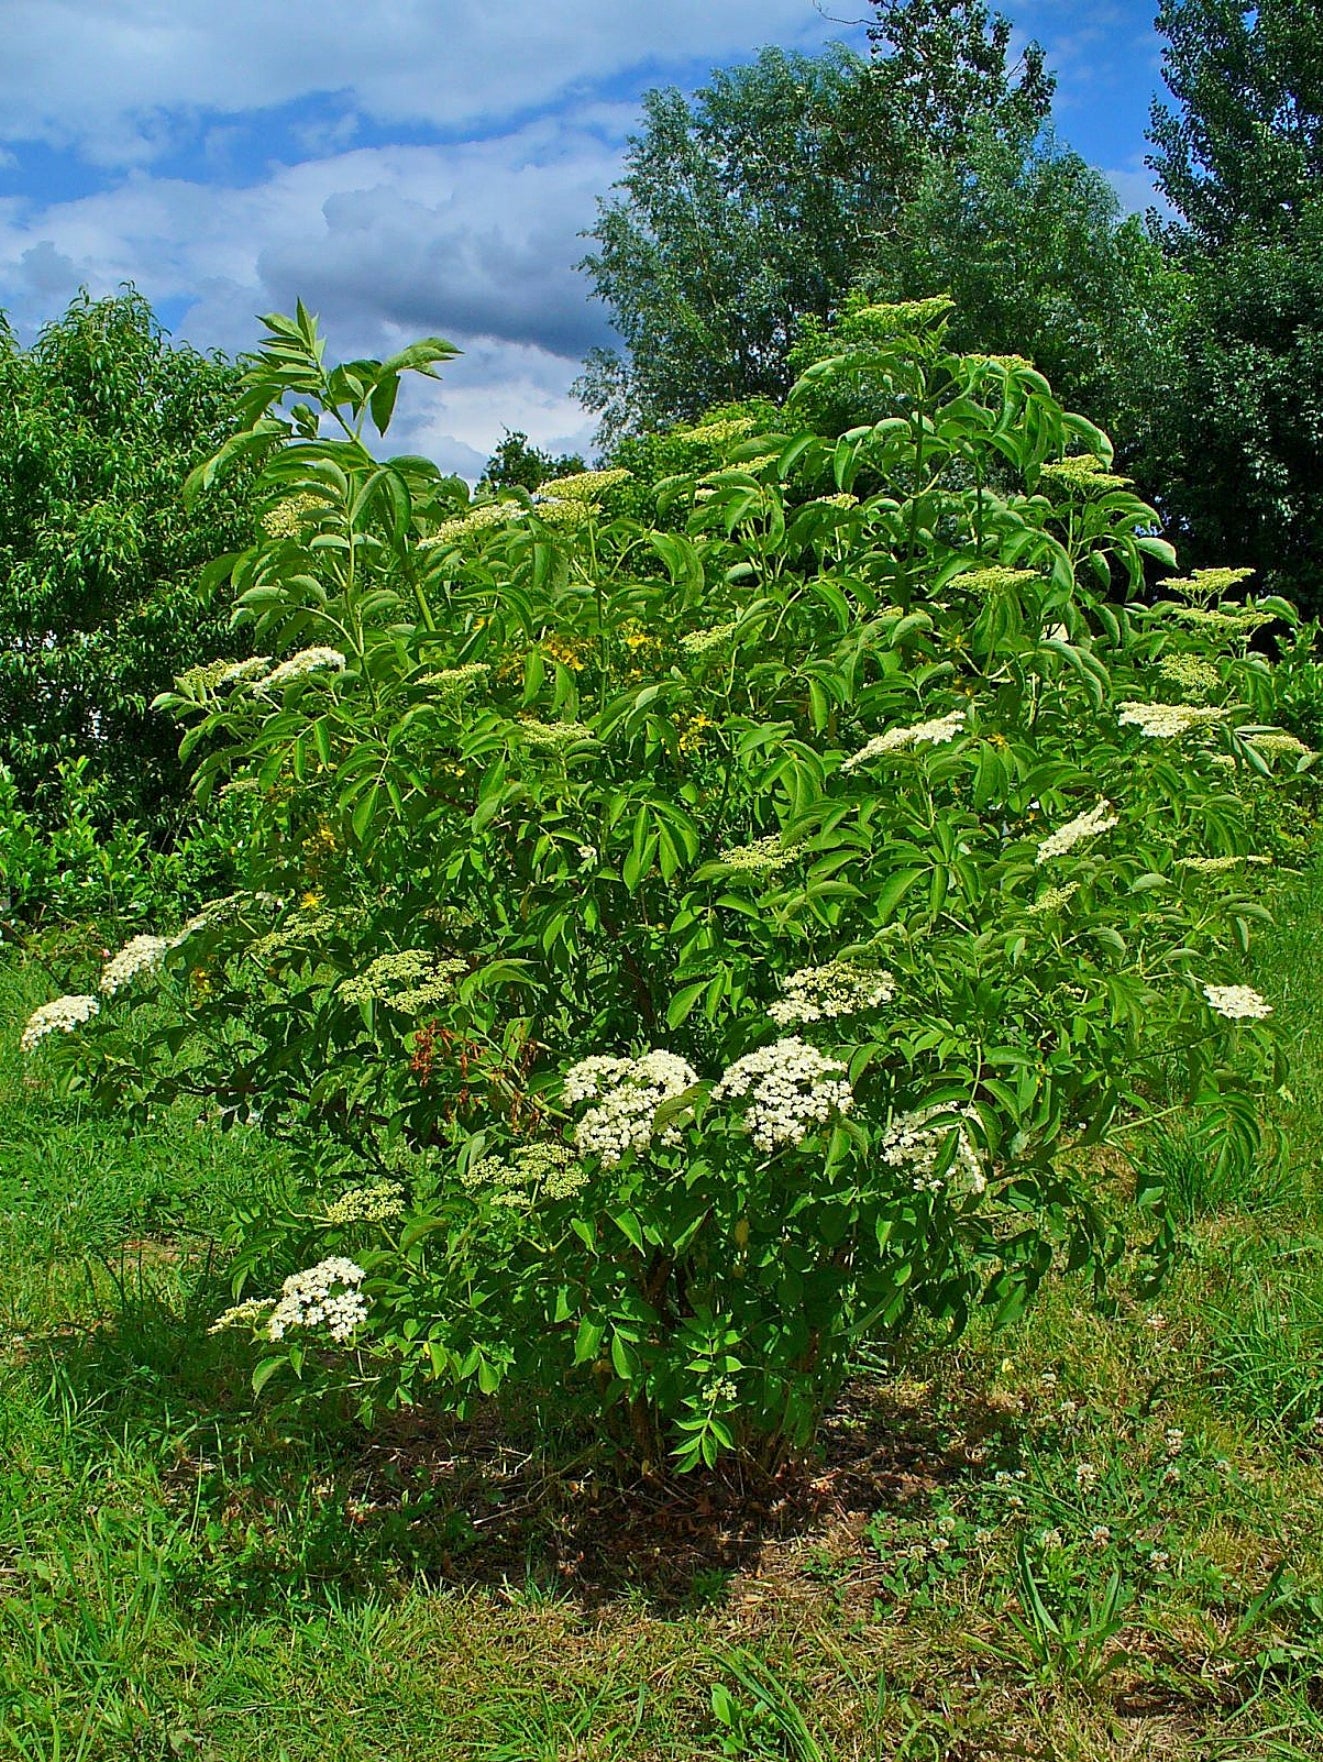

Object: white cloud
[0,3,869,468]
[0,118,632,465]
[0,0,843,165]
[1104,167,1161,216]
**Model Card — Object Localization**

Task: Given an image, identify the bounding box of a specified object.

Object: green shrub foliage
[0,290,254,829]
[31,299,1316,1472]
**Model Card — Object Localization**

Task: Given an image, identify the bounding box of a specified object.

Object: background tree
[576,44,879,444]
[1141,0,1323,608]
[0,289,252,831]
[863,0,1053,149]
[576,2,1163,452]
[478,428,585,493]
[868,126,1170,438]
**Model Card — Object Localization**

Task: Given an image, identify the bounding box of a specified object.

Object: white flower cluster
[267,1257,368,1343]
[541,468,631,502]
[516,718,596,752]
[845,296,955,337]
[1039,455,1131,493]
[260,491,325,537]
[1249,731,1314,761]
[680,620,739,659]
[208,1297,275,1335]
[418,501,523,549]
[323,1181,406,1226]
[878,1104,986,1196]
[1118,701,1228,738]
[461,1141,588,1205]
[1176,854,1271,874]
[953,566,1040,596]
[841,709,966,771]
[338,950,465,1013]
[1035,801,1118,866]
[719,834,801,873]
[534,496,597,528]
[562,1051,699,1166]
[713,1037,853,1152]
[100,933,170,995]
[1152,602,1269,637]
[1163,567,1255,602]
[768,959,896,1027]
[421,661,489,703]
[20,994,100,1053]
[260,647,346,688]
[1026,882,1079,917]
[1157,653,1221,697]
[1202,983,1273,1021]
[178,655,273,693]
[677,415,757,445]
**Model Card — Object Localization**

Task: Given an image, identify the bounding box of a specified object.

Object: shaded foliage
[1140,0,1323,610]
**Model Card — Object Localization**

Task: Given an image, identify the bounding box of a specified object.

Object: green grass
[3,875,1323,1761]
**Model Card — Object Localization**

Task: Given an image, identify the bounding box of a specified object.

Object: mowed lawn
[2,872,1323,1762]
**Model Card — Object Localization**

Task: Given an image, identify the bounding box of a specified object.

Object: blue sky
[0,1,1168,474]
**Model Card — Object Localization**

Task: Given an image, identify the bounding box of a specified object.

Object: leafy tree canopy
[1149,0,1323,249]
[479,428,586,493]
[0,289,253,828]
[575,2,1157,449]
[1140,0,1323,608]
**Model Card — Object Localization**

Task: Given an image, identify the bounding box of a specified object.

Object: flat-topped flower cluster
[1035,801,1118,865]
[20,994,100,1053]
[712,1037,854,1151]
[879,1104,986,1196]
[100,934,170,995]
[767,959,896,1027]
[211,1257,368,1345]
[842,709,966,770]
[563,1051,699,1166]
[1119,701,1228,739]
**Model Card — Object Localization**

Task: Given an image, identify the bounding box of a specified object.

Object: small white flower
[1202,982,1272,1021]
[20,994,100,1053]
[713,1037,853,1152]
[100,934,171,995]
[1035,801,1118,865]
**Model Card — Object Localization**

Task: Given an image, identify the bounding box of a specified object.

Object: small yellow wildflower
[678,713,716,755]
[542,633,587,672]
